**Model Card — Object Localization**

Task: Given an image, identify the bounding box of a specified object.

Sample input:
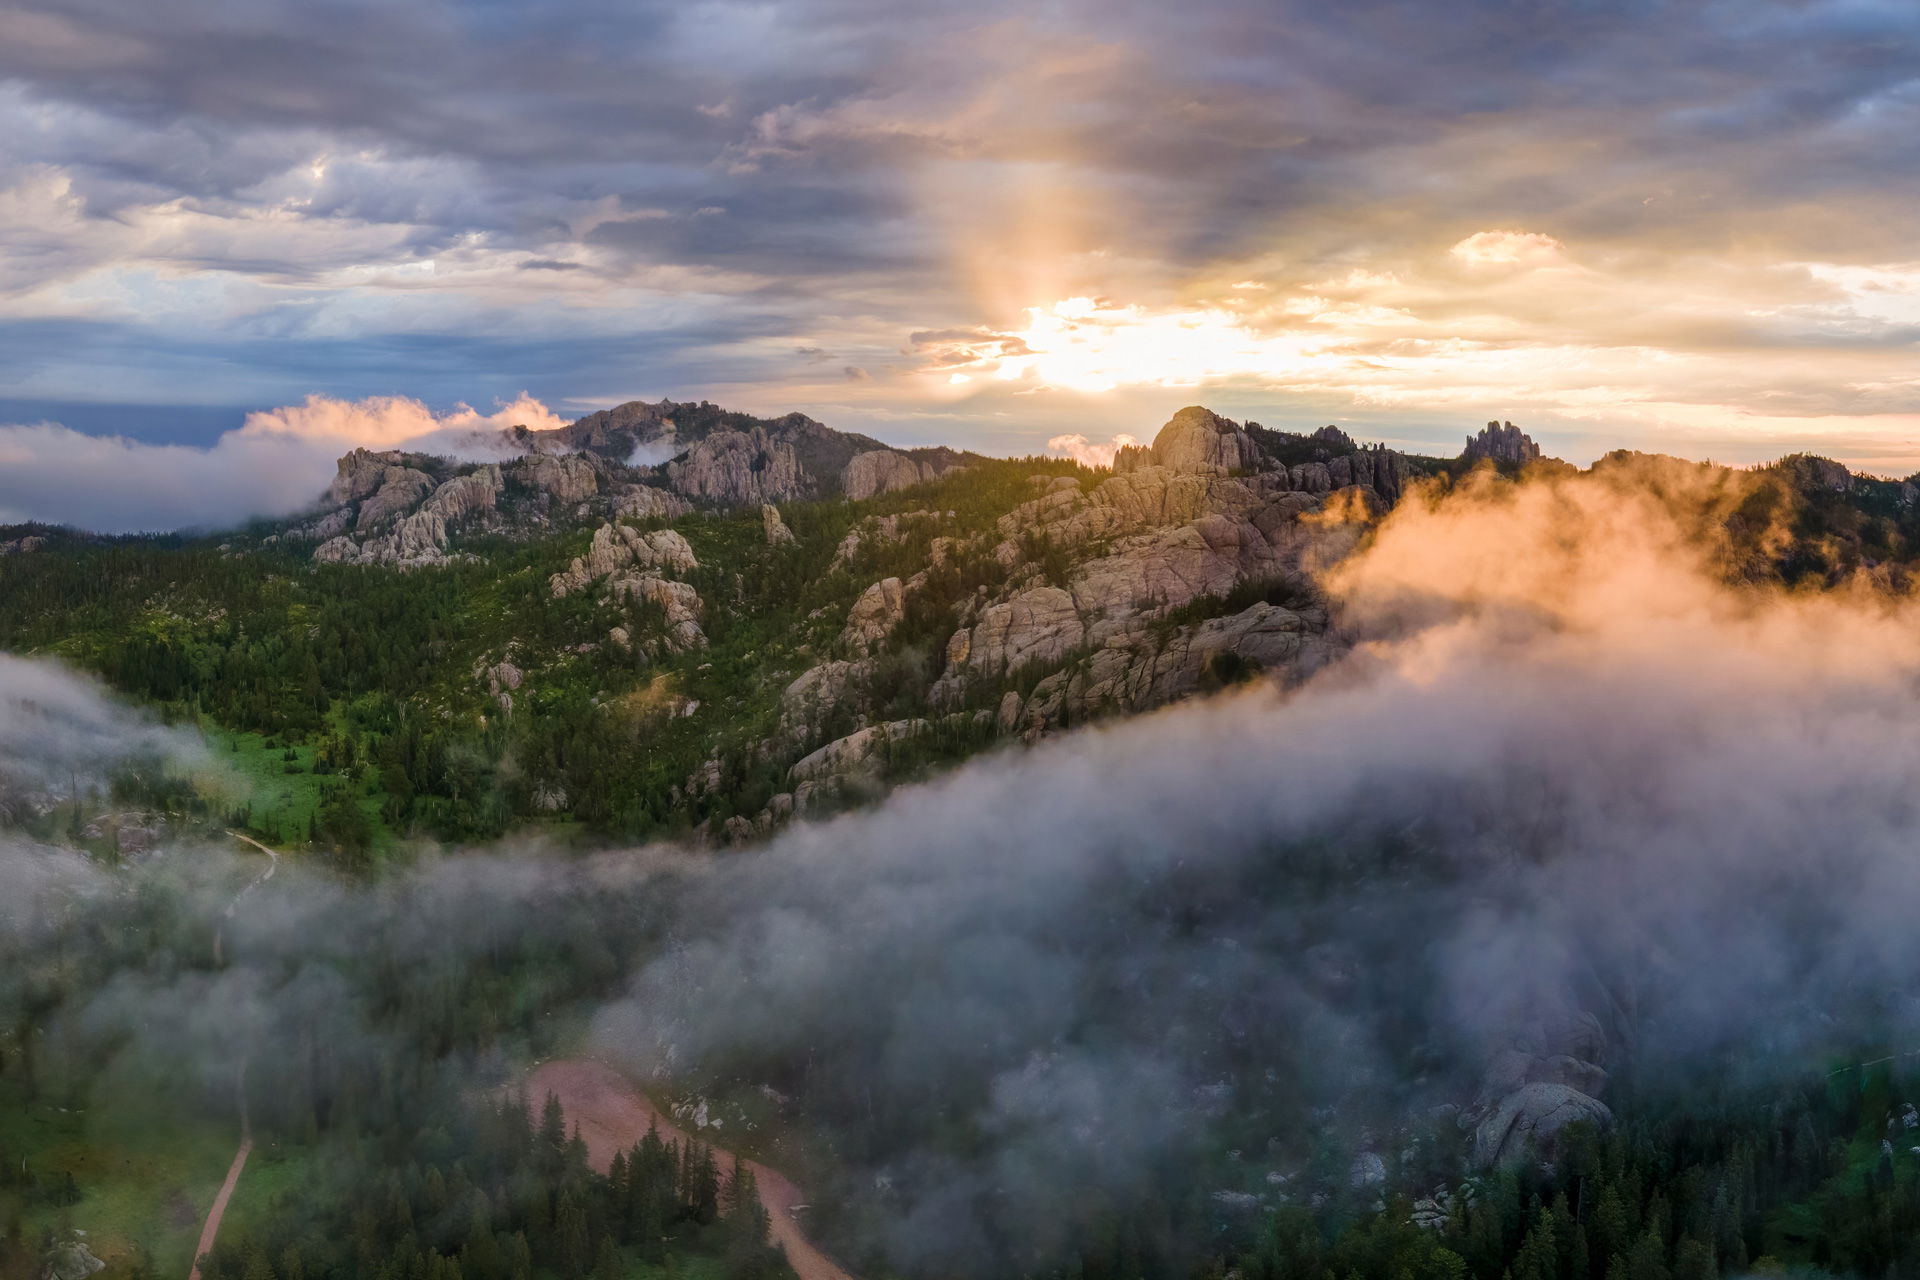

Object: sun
[935,296,1328,394]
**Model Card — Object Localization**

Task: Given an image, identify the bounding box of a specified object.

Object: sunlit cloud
[1449,229,1564,267]
[1045,431,1138,467]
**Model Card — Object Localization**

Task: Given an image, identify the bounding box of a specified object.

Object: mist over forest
[14,448,1920,1280]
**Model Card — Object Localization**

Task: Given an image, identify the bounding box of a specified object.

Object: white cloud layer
[0,393,563,533]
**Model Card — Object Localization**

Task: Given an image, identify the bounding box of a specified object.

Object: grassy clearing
[0,1077,239,1276]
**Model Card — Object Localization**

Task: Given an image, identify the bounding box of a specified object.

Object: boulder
[1472,1083,1612,1168]
[843,577,908,654]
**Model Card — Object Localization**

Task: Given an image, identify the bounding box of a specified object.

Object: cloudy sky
[4,0,1920,529]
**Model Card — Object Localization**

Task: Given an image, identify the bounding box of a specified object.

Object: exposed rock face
[327,448,410,505]
[1464,421,1543,466]
[0,535,47,555]
[842,449,961,500]
[1472,1083,1612,1168]
[667,428,808,504]
[514,453,600,503]
[843,577,907,654]
[761,503,796,546]
[942,586,1085,679]
[781,658,876,740]
[610,486,693,520]
[789,718,930,783]
[549,524,698,597]
[1778,454,1853,494]
[1010,602,1322,735]
[1146,406,1265,475]
[546,523,705,650]
[315,465,503,567]
[1069,515,1283,625]
[613,576,706,651]
[354,467,437,530]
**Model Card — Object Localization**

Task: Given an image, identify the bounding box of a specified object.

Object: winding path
[186,832,279,1280]
[527,1059,856,1280]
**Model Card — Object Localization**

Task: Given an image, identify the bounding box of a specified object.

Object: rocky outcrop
[548,523,705,649]
[613,576,706,651]
[41,1234,105,1280]
[762,503,796,546]
[788,718,930,784]
[550,524,697,595]
[781,658,876,740]
[0,535,47,555]
[941,586,1085,681]
[1463,421,1542,466]
[1009,601,1322,735]
[1778,454,1853,494]
[514,453,600,504]
[843,577,907,654]
[315,465,503,567]
[668,428,808,504]
[1069,515,1284,628]
[1472,1083,1612,1168]
[354,467,437,530]
[842,450,962,500]
[610,485,693,520]
[1143,406,1266,475]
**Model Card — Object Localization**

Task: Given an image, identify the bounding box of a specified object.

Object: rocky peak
[1463,421,1543,466]
[1776,453,1853,495]
[1310,424,1357,452]
[1147,406,1265,475]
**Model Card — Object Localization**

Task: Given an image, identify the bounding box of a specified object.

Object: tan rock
[843,577,908,654]
[788,718,930,783]
[515,453,600,503]
[667,427,808,504]
[761,503,797,545]
[1148,406,1264,475]
[843,449,952,500]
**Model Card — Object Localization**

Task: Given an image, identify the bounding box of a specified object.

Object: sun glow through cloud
[941,297,1326,394]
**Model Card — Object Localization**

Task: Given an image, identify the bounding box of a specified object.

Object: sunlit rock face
[1145,406,1267,475]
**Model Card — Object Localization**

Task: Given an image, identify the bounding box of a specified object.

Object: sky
[4,0,1920,529]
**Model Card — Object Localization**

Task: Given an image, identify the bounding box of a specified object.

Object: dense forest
[0,456,1095,863]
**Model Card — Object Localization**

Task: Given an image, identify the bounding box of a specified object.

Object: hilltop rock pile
[1463,420,1543,466]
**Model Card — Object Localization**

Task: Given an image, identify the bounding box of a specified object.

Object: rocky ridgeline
[284,399,975,565]
[728,406,1417,838]
[285,446,694,567]
[1463,420,1544,466]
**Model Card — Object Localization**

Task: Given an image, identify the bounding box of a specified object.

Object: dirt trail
[185,1139,252,1280]
[526,1059,857,1280]
[188,832,278,1279]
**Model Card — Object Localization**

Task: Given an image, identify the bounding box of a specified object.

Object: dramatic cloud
[0,392,563,532]
[1,0,1919,476]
